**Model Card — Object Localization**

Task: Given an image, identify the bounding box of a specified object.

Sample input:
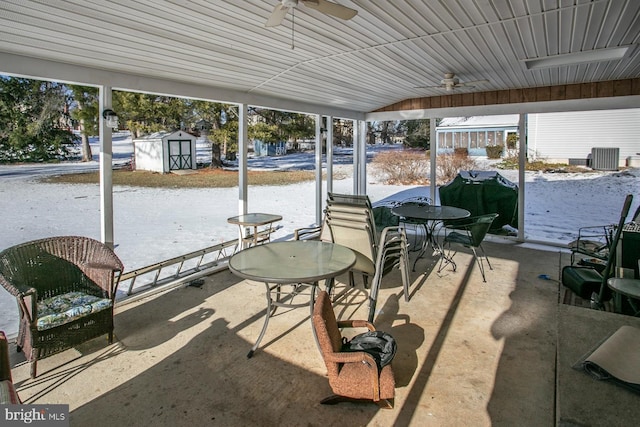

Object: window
[486,131,495,146]
[453,132,460,148]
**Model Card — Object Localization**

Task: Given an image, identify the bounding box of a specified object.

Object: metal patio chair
[438,213,499,282]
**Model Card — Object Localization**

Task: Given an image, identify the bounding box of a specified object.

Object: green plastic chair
[439,213,499,282]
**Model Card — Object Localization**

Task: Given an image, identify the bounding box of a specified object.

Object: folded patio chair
[325,218,377,288]
[326,204,378,244]
[294,193,376,241]
[325,200,411,306]
[312,290,395,408]
[327,192,372,209]
[562,194,633,307]
[367,227,410,322]
[295,193,411,313]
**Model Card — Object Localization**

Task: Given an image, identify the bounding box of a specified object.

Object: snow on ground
[0,134,638,336]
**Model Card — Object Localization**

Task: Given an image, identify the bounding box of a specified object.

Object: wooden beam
[372,78,640,112]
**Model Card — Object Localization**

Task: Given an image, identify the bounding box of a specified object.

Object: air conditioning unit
[590,147,619,171]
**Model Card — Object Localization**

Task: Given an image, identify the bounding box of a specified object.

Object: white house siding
[528,109,640,166]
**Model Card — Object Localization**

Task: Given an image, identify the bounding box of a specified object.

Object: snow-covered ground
[1,134,638,336]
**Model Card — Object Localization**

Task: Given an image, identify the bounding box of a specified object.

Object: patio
[6,239,640,426]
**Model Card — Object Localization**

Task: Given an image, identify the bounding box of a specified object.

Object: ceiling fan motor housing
[441,74,459,86]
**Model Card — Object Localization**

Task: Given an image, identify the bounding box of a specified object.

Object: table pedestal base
[247,279,335,358]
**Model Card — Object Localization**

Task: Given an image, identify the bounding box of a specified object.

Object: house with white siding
[436,109,640,169]
[435,115,519,156]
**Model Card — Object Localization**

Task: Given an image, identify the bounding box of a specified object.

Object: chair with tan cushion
[312,290,395,408]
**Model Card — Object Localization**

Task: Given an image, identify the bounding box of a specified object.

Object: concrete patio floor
[6,239,640,426]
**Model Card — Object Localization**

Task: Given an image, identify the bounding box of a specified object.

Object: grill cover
[439,171,518,231]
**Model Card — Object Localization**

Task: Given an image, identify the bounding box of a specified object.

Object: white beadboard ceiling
[0,0,638,116]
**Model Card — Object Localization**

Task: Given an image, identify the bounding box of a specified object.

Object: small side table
[227,213,283,250]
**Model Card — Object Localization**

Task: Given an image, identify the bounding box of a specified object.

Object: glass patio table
[392,204,470,271]
[228,240,356,358]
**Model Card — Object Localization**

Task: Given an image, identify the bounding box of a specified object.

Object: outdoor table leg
[248,281,323,358]
[308,284,319,351]
[614,291,622,314]
[247,281,275,358]
[411,221,443,271]
[410,223,430,271]
[411,219,459,273]
[436,239,458,274]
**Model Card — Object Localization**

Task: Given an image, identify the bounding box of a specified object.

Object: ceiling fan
[417,72,489,92]
[266,0,358,27]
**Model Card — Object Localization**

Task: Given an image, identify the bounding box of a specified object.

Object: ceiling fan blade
[266,4,289,27]
[302,0,358,20]
[457,79,490,87]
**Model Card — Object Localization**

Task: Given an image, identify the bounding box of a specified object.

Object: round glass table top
[228,240,356,283]
[227,213,283,225]
[392,204,470,221]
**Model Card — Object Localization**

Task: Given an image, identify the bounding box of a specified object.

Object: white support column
[99,86,114,249]
[430,118,437,203]
[517,113,527,242]
[326,115,333,194]
[352,120,367,195]
[352,119,360,194]
[238,103,248,215]
[358,120,367,195]
[315,114,323,224]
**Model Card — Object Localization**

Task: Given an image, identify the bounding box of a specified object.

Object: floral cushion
[0,379,20,404]
[37,291,112,331]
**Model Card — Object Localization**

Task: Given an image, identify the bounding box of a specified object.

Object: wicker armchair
[0,236,123,378]
[312,290,395,408]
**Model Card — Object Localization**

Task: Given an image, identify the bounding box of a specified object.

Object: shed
[134,131,197,173]
[253,140,287,157]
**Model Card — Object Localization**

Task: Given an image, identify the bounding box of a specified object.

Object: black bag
[341,331,397,369]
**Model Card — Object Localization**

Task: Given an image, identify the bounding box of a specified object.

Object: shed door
[167,139,192,170]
